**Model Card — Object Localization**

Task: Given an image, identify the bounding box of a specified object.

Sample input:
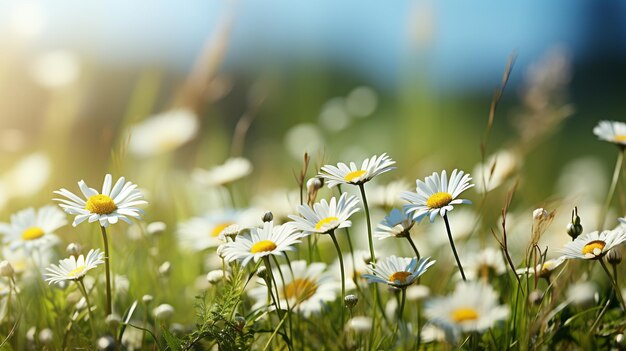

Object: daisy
[318,153,396,188]
[463,247,507,281]
[362,255,435,288]
[44,249,104,286]
[192,157,252,187]
[424,281,509,342]
[0,205,66,251]
[177,211,241,251]
[560,228,626,260]
[248,260,340,317]
[401,169,474,223]
[516,256,566,279]
[54,174,147,227]
[127,109,199,158]
[374,208,415,240]
[219,221,301,266]
[472,149,518,193]
[593,120,626,146]
[289,193,360,235]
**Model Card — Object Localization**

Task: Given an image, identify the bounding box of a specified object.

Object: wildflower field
[2,3,626,351]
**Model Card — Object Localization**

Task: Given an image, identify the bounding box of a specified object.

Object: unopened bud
[257,266,268,280]
[105,313,121,328]
[567,207,583,240]
[39,328,53,345]
[0,260,14,277]
[344,294,358,309]
[153,304,175,320]
[529,290,543,306]
[97,336,116,351]
[142,295,154,304]
[607,249,622,265]
[66,243,81,256]
[306,177,323,192]
[234,315,246,331]
[159,261,171,276]
[262,212,274,223]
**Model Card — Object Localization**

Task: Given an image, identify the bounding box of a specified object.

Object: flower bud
[262,212,274,223]
[158,261,171,276]
[344,294,358,309]
[607,249,622,265]
[105,313,121,328]
[0,260,14,277]
[97,336,116,351]
[66,242,81,256]
[142,294,154,304]
[206,270,227,284]
[39,328,53,345]
[153,304,175,320]
[567,207,583,240]
[257,266,268,280]
[306,177,323,192]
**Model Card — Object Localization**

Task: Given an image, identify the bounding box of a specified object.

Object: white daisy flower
[516,256,566,279]
[374,208,415,240]
[318,153,396,188]
[560,228,626,260]
[289,193,360,235]
[44,249,105,286]
[127,109,199,157]
[463,247,507,281]
[593,120,626,146]
[0,205,66,251]
[368,179,411,209]
[424,281,509,342]
[54,174,147,227]
[192,157,252,187]
[219,221,301,266]
[248,260,340,317]
[177,211,241,251]
[362,255,435,288]
[401,169,474,223]
[472,149,518,193]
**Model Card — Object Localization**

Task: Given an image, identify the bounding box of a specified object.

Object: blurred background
[0,0,625,234]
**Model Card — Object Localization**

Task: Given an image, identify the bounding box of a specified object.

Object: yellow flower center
[344,170,367,182]
[284,278,318,301]
[85,194,117,215]
[211,222,234,237]
[450,307,479,323]
[21,227,44,241]
[614,135,626,143]
[582,240,606,257]
[68,265,86,278]
[426,192,453,209]
[388,271,412,285]
[250,240,277,253]
[315,216,339,231]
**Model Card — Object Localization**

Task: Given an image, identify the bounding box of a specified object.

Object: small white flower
[345,316,372,333]
[248,260,340,317]
[560,228,626,260]
[472,150,518,193]
[463,247,507,281]
[516,256,566,278]
[192,157,252,187]
[593,120,626,146]
[367,179,411,209]
[401,169,474,223]
[54,174,147,227]
[289,193,360,235]
[0,205,66,251]
[374,208,415,239]
[44,249,105,286]
[567,281,597,306]
[127,109,199,157]
[177,211,241,251]
[318,153,396,188]
[220,221,301,266]
[153,304,175,320]
[362,256,435,288]
[424,281,509,342]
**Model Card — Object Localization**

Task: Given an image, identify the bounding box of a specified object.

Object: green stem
[405,236,421,260]
[76,279,96,340]
[272,256,294,351]
[392,288,407,346]
[599,148,624,230]
[100,225,113,316]
[338,184,358,290]
[358,184,376,264]
[599,258,626,312]
[443,214,467,281]
[329,231,346,325]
